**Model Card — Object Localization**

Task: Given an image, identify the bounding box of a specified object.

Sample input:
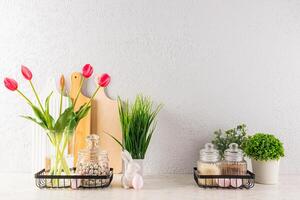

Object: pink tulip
[21,65,32,80]
[97,73,111,87]
[82,64,93,78]
[4,78,18,91]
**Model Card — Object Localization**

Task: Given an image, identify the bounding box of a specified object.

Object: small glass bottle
[221,143,247,175]
[197,143,221,186]
[76,134,110,187]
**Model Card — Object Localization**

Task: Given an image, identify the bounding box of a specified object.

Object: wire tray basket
[193,167,255,189]
[35,168,113,189]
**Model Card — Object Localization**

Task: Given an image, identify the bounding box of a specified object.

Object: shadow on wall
[145,106,208,174]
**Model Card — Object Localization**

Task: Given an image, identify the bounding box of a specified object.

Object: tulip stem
[29,80,45,114]
[86,86,101,107]
[16,90,34,106]
[59,87,63,115]
[73,78,84,107]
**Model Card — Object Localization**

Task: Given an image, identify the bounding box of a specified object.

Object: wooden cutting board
[68,72,91,166]
[91,88,122,173]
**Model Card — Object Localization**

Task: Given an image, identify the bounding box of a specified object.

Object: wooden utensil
[91,88,123,173]
[68,72,91,166]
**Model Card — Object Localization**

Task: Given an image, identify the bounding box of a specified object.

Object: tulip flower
[74,64,94,106]
[59,75,65,115]
[60,75,65,90]
[87,73,111,107]
[82,64,93,78]
[4,77,18,91]
[21,65,45,113]
[97,73,111,87]
[3,77,33,105]
[21,65,33,80]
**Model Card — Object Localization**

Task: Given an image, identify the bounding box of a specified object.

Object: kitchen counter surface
[0,173,298,200]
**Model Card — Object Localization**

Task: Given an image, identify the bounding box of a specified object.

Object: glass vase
[45,129,74,187]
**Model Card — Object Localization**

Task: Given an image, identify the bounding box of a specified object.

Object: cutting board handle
[70,72,83,99]
[98,88,117,103]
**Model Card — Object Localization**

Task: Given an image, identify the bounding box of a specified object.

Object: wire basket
[193,167,255,189]
[35,168,113,189]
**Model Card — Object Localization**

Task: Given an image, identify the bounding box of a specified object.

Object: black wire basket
[35,168,113,189]
[193,167,255,189]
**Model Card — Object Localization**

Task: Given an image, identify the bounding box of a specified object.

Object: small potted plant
[107,95,162,175]
[243,133,284,184]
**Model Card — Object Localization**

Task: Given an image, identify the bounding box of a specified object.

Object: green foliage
[108,95,162,159]
[20,115,47,129]
[243,133,284,161]
[22,92,91,137]
[44,91,55,128]
[54,106,74,134]
[212,124,248,158]
[17,80,94,176]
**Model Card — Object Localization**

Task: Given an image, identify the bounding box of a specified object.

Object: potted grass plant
[107,95,162,175]
[243,133,284,184]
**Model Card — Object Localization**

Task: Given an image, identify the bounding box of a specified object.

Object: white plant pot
[251,159,280,184]
[133,159,144,176]
[245,156,252,172]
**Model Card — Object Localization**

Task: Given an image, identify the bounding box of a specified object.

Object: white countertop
[0,173,298,200]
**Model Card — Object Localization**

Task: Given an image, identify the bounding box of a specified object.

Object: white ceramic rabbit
[121,150,144,189]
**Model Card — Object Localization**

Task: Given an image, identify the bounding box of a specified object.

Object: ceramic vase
[252,159,280,184]
[133,159,144,176]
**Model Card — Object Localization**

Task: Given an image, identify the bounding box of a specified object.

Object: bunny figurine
[121,150,144,189]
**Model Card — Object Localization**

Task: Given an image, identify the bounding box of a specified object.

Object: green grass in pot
[107,95,162,159]
[243,133,284,161]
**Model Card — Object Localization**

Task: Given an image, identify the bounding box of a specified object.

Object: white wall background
[0,0,300,174]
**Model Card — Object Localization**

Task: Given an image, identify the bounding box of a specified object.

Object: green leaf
[114,95,162,159]
[45,92,53,114]
[66,116,77,137]
[243,133,284,161]
[76,105,91,121]
[44,91,54,128]
[20,115,46,129]
[104,132,124,149]
[211,124,248,158]
[54,106,74,134]
[29,104,47,128]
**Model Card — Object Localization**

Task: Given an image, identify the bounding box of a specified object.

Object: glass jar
[76,134,110,187]
[197,143,221,186]
[221,143,247,175]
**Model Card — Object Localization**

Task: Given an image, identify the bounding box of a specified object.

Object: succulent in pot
[243,133,284,184]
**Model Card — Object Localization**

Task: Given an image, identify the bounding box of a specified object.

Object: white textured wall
[0,0,300,174]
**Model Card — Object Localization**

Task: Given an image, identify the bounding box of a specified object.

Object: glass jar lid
[199,143,220,162]
[86,134,100,151]
[224,143,244,162]
[78,134,101,160]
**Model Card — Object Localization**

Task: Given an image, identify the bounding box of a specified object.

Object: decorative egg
[132,174,144,190]
[217,178,230,187]
[230,178,243,188]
